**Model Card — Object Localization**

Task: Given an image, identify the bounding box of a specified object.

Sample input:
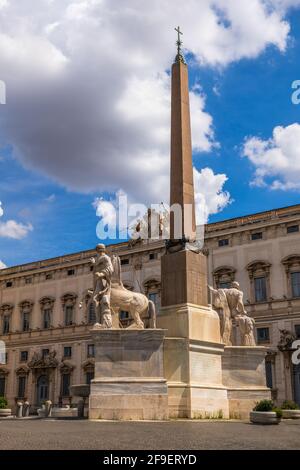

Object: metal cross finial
[174,26,185,64]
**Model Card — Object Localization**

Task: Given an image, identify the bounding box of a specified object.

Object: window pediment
[15,365,30,376]
[282,255,300,271]
[0,303,13,316]
[247,260,271,278]
[39,296,55,309]
[19,300,34,313]
[61,293,77,307]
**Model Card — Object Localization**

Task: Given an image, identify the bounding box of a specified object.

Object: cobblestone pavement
[0,419,299,450]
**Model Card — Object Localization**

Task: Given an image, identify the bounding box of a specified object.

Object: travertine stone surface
[158,304,229,419]
[89,329,168,420]
[222,346,271,419]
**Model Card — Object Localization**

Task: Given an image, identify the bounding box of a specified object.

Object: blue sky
[1,1,300,267]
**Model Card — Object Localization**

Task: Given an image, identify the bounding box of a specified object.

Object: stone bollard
[23,401,30,417]
[16,401,23,418]
[45,400,52,418]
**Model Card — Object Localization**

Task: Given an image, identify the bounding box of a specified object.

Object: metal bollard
[23,401,30,417]
[16,401,23,418]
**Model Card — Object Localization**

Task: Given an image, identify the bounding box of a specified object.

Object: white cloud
[194,167,232,224]
[45,194,56,203]
[243,123,300,190]
[0,220,33,239]
[0,200,33,239]
[0,0,298,206]
[0,260,6,269]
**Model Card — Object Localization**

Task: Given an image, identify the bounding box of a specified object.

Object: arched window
[247,261,271,303]
[213,266,236,289]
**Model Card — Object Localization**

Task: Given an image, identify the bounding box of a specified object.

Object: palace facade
[1,203,300,411]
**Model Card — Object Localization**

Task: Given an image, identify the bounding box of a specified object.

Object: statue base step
[222,346,271,419]
[89,329,168,421]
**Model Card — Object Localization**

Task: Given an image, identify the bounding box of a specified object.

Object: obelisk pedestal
[158,251,229,419]
[89,329,168,420]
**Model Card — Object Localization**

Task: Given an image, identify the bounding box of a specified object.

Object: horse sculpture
[81,254,156,329]
[109,255,156,329]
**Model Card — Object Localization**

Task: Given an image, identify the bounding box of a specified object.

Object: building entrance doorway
[37,375,49,405]
[293,364,300,406]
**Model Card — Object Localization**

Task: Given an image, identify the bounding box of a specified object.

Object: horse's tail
[148,300,156,329]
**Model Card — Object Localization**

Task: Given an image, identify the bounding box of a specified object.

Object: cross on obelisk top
[174,26,185,64]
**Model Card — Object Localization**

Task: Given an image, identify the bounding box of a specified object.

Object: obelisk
[170,27,196,242]
[161,27,207,307]
[157,28,229,419]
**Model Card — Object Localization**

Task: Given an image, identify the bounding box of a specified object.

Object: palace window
[87,344,95,358]
[20,351,28,362]
[143,279,161,314]
[19,301,33,333]
[149,253,157,261]
[148,292,158,307]
[251,232,263,241]
[5,281,13,288]
[121,258,129,265]
[218,239,229,247]
[2,315,10,335]
[67,269,75,276]
[257,327,270,344]
[265,360,273,389]
[86,371,94,385]
[254,277,267,302]
[45,273,53,280]
[287,225,299,234]
[65,306,74,326]
[43,309,51,329]
[61,374,70,397]
[213,266,236,290]
[39,297,54,330]
[295,325,300,339]
[0,377,5,397]
[88,303,96,324]
[22,312,30,332]
[282,256,300,299]
[42,349,49,358]
[120,311,129,320]
[63,347,72,358]
[18,376,26,398]
[291,272,300,298]
[247,261,271,303]
[61,293,77,327]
